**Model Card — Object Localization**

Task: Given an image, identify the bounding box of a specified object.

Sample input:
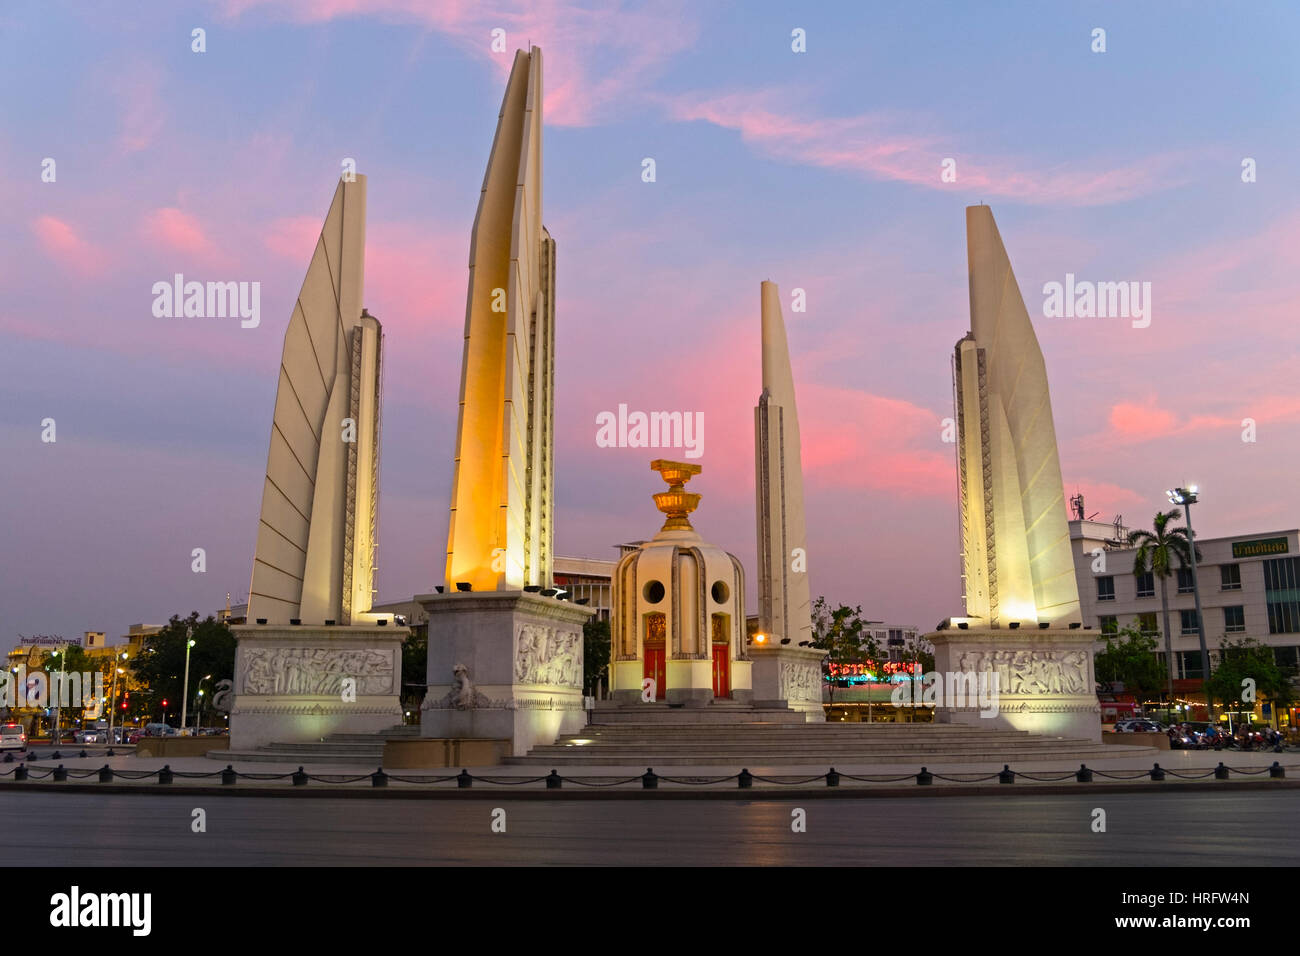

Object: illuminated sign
[1232,537,1289,559]
[825,660,920,682]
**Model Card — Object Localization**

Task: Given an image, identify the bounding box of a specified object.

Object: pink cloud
[218,0,697,127]
[142,207,217,258]
[31,215,107,276]
[663,89,1199,207]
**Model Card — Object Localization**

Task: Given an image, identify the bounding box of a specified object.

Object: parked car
[75,729,103,744]
[142,723,177,737]
[0,723,27,752]
[1114,719,1163,733]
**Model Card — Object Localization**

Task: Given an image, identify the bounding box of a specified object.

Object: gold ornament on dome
[650,459,701,531]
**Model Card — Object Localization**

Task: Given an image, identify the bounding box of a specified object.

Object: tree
[1094,623,1166,698]
[400,627,427,720]
[1127,509,1199,699]
[810,597,877,707]
[583,616,611,696]
[1205,637,1295,727]
[130,613,235,725]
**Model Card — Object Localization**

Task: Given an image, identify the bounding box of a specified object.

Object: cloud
[663,89,1199,207]
[31,215,107,276]
[218,0,698,127]
[110,66,166,154]
[142,207,218,258]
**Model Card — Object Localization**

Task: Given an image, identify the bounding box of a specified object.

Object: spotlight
[1069,622,1081,629]
[290,618,301,626]
[325,619,336,626]
[524,585,542,593]
[575,598,590,606]
[1038,622,1050,630]
[256,618,267,625]
[435,586,444,594]
[378,619,388,627]
[1009,622,1020,630]
[780,638,791,645]
[957,622,969,630]
[456,582,472,592]
[540,588,558,597]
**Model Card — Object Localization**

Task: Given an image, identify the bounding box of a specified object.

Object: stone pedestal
[417,591,595,757]
[925,627,1102,741]
[229,624,408,750]
[750,644,827,722]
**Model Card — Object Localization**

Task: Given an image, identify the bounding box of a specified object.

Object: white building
[1071,519,1300,680]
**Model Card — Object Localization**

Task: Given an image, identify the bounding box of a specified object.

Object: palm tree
[1127,509,1200,702]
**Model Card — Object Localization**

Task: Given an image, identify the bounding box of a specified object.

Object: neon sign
[826,660,920,682]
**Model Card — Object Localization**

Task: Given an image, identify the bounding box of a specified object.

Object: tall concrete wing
[445,47,554,592]
[754,281,812,644]
[247,175,384,626]
[955,205,1081,626]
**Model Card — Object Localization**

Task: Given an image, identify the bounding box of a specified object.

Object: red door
[643,648,666,700]
[712,645,730,698]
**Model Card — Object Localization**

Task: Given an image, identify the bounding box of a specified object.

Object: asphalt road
[2,789,1297,865]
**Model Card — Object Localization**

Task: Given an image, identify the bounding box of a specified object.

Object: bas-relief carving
[779,660,820,702]
[515,623,583,688]
[241,647,394,696]
[955,649,1089,696]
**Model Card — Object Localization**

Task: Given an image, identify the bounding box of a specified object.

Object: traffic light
[161,699,168,708]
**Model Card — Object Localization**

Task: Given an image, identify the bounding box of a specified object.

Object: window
[1097,576,1115,601]
[1177,568,1195,594]
[1274,646,1300,669]
[1099,615,1118,635]
[1220,563,1241,590]
[1135,571,1155,598]
[1178,650,1206,680]
[1223,606,1245,633]
[1137,612,1158,636]
[1180,609,1200,636]
[1264,557,1300,634]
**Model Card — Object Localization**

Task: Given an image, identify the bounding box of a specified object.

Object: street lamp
[193,674,212,731]
[1168,485,1212,722]
[180,637,196,734]
[108,652,128,742]
[50,648,65,744]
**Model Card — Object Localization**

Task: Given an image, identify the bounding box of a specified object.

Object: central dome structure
[609,460,751,705]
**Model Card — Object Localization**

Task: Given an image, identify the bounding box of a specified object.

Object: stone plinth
[229,624,408,750]
[925,627,1101,741]
[750,643,827,722]
[417,591,595,757]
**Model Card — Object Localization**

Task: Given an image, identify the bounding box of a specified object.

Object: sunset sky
[3,1,1298,644]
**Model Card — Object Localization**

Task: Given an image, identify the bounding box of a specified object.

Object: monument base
[924,627,1102,741]
[417,591,595,757]
[229,624,408,751]
[749,644,827,722]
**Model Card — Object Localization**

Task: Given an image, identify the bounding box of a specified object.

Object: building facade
[1072,520,1300,682]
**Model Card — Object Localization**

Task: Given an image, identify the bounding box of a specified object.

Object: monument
[421,47,593,756]
[444,45,554,594]
[926,205,1100,740]
[607,461,753,706]
[750,281,824,720]
[230,174,409,749]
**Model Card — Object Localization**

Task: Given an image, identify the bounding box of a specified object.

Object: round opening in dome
[711,580,730,604]
[643,580,666,604]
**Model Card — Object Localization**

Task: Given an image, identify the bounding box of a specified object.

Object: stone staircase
[510,710,1152,766]
[211,724,418,765]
